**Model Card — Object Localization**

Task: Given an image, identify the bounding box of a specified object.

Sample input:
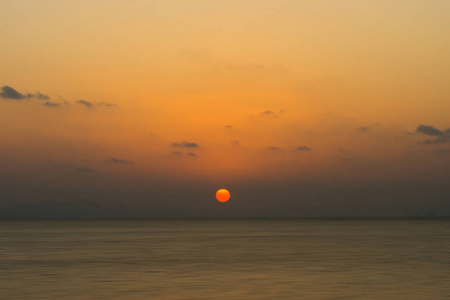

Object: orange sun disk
[216,189,230,202]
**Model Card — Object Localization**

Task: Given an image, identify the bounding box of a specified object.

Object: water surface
[1,220,449,299]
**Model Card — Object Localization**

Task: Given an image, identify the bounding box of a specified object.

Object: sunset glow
[1,0,449,218]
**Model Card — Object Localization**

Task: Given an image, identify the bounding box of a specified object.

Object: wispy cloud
[171,141,199,148]
[357,126,370,132]
[1,86,30,99]
[253,109,285,119]
[36,92,50,100]
[416,125,450,144]
[435,148,450,155]
[107,157,134,164]
[42,101,61,107]
[98,102,117,107]
[76,100,93,108]
[297,145,312,151]
[2,86,119,110]
[259,110,278,118]
[266,146,282,151]
[416,125,443,136]
[0,85,50,100]
[171,151,198,157]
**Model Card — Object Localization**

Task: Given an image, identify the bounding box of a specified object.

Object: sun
[216,189,230,202]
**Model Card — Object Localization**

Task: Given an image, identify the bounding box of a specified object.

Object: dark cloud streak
[416,125,450,144]
[416,125,443,136]
[1,85,32,100]
[435,148,450,155]
[107,157,134,164]
[297,146,312,151]
[259,110,278,118]
[76,100,93,108]
[357,126,370,132]
[98,102,117,107]
[42,101,60,107]
[1,85,50,100]
[171,141,199,148]
[36,92,50,100]
[267,146,281,151]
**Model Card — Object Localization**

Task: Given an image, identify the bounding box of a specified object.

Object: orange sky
[1,0,449,217]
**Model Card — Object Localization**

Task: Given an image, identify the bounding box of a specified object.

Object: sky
[1,0,449,218]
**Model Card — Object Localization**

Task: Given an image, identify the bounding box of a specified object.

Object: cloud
[435,148,450,155]
[76,100,93,108]
[0,85,32,100]
[107,157,134,164]
[1,85,120,110]
[0,86,115,109]
[36,92,50,100]
[297,145,312,151]
[357,126,370,132]
[225,125,233,128]
[266,145,312,152]
[267,146,282,151]
[416,125,450,144]
[416,125,443,136]
[171,151,197,157]
[231,140,240,146]
[171,141,199,148]
[255,109,285,119]
[0,85,51,100]
[419,138,450,144]
[98,102,117,107]
[259,110,279,118]
[42,101,60,107]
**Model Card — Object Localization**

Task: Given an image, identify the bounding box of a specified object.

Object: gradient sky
[1,0,449,217]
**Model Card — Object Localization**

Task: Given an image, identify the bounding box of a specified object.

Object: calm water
[1,220,449,299]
